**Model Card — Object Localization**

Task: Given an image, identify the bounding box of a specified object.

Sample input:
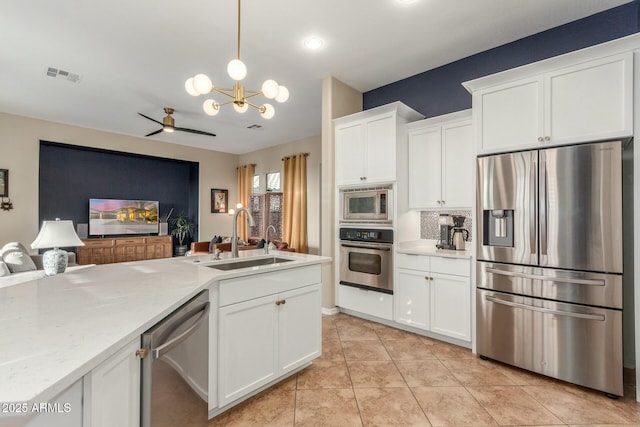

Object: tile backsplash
[420,210,473,241]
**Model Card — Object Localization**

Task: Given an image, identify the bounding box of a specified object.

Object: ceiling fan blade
[175,127,217,137]
[145,129,163,137]
[138,113,163,126]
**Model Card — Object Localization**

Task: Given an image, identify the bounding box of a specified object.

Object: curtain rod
[281,152,309,161]
[236,163,257,169]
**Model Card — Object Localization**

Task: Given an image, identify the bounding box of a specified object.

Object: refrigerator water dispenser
[483,209,514,247]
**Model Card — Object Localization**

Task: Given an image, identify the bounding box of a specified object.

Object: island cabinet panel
[83,338,140,427]
[25,380,83,427]
[218,294,279,407]
[77,236,172,265]
[216,266,322,408]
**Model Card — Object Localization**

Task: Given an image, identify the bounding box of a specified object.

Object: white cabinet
[84,338,140,427]
[395,253,471,342]
[216,266,321,407]
[26,380,83,427]
[474,52,633,154]
[395,268,430,330]
[335,102,423,186]
[338,284,394,320]
[408,111,473,209]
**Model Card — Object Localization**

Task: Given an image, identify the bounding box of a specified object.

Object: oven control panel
[339,228,393,243]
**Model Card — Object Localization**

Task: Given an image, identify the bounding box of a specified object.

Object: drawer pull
[275,299,286,306]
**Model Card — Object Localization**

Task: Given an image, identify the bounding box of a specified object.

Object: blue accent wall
[363,1,640,118]
[39,141,199,245]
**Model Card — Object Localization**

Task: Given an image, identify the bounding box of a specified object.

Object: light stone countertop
[0,250,329,418]
[396,239,473,259]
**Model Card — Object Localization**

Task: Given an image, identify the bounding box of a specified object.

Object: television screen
[89,199,159,236]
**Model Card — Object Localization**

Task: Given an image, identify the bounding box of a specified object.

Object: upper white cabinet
[335,102,423,186]
[407,110,473,209]
[471,52,633,154]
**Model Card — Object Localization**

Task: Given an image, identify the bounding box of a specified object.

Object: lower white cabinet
[216,266,321,408]
[430,273,471,341]
[26,380,83,427]
[84,338,140,427]
[338,284,394,320]
[395,269,430,330]
[395,253,471,342]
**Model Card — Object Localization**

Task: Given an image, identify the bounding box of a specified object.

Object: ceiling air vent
[247,124,262,129]
[46,67,81,83]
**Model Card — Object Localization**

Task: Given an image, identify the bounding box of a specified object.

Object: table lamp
[31,218,85,276]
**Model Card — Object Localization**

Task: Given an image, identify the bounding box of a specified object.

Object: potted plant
[170,212,194,256]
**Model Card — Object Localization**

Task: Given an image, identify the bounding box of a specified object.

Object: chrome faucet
[265,224,277,254]
[231,207,255,258]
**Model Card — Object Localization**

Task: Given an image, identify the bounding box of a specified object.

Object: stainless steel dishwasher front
[140,289,210,427]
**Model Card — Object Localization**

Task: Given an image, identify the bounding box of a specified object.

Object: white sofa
[0,242,77,288]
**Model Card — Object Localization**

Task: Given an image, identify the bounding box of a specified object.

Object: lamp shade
[31,219,85,249]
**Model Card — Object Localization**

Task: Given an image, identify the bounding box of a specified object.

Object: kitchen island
[0,250,329,427]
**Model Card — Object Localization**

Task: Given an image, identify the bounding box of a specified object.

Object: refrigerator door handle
[485,295,605,321]
[530,157,537,257]
[485,267,605,286]
[539,152,548,260]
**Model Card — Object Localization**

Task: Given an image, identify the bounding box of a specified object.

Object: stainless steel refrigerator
[476,140,624,396]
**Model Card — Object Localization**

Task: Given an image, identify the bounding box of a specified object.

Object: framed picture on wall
[211,189,228,213]
[0,169,8,197]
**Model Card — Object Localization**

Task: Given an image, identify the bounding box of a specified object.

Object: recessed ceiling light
[303,36,324,50]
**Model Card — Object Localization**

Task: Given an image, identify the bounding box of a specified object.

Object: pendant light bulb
[203,99,220,116]
[275,85,289,103]
[233,102,249,113]
[227,59,247,81]
[260,103,275,119]
[193,74,212,95]
[185,78,199,96]
[261,80,279,99]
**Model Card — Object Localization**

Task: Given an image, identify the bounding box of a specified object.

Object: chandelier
[184,0,289,119]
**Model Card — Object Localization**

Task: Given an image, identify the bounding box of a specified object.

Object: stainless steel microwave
[341,187,392,224]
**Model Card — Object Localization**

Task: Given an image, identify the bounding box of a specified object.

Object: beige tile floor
[209,313,640,426]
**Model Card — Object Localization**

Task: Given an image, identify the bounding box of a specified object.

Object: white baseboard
[321,306,339,315]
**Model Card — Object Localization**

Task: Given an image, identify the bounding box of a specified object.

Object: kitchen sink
[206,256,294,271]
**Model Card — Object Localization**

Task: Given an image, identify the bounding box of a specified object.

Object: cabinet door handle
[544,136,550,142]
[436,200,441,204]
[538,137,544,142]
[275,299,286,306]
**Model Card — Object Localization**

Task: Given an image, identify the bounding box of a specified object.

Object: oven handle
[485,295,605,321]
[485,267,605,286]
[341,243,391,251]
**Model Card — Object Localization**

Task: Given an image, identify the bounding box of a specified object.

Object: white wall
[238,135,321,254]
[320,77,362,309]
[0,112,238,249]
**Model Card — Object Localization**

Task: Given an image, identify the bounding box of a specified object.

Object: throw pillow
[0,261,10,277]
[2,242,38,273]
[256,239,266,249]
[209,235,218,253]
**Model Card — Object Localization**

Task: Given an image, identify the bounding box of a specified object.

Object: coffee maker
[451,215,470,250]
[436,214,455,249]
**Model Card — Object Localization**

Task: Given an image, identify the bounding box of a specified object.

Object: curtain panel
[283,153,308,253]
[237,163,255,242]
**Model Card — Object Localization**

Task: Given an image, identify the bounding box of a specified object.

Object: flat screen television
[89,198,159,236]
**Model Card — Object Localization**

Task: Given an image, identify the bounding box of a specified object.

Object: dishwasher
[139,289,210,427]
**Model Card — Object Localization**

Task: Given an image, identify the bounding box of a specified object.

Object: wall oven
[340,186,392,225]
[339,228,393,294]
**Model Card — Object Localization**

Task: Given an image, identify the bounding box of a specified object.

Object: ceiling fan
[138,107,216,138]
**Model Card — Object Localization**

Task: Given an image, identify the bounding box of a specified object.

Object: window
[266,172,280,192]
[253,174,260,194]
